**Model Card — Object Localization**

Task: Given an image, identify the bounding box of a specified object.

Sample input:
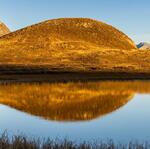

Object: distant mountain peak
[137,42,150,49]
[0,21,10,37]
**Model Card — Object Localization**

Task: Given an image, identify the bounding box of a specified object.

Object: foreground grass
[0,134,150,149]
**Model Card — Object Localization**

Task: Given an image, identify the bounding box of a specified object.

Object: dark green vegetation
[0,133,150,149]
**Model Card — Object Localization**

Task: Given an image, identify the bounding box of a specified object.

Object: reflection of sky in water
[0,94,150,142]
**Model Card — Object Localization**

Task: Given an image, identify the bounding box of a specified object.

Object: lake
[0,80,150,143]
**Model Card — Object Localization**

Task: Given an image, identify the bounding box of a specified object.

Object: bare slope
[1,18,150,74]
[0,21,10,37]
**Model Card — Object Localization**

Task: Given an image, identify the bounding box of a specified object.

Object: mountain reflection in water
[0,81,150,122]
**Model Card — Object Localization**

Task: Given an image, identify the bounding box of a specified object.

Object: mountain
[137,42,150,49]
[1,18,150,75]
[0,21,10,37]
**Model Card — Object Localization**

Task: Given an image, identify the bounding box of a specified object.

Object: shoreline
[1,72,150,83]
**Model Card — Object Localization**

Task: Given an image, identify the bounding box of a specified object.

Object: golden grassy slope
[0,18,136,49]
[1,18,148,73]
[0,22,10,37]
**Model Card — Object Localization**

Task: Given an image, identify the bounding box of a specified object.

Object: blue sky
[0,0,149,43]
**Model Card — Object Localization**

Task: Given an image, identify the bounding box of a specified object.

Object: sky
[0,0,150,43]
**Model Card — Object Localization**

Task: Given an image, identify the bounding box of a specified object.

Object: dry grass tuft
[0,133,150,149]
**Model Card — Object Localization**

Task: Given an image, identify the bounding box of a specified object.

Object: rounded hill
[1,18,136,50]
[0,18,141,73]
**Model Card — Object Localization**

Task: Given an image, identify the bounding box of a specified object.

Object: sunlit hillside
[0,22,10,37]
[2,18,150,73]
[0,81,150,121]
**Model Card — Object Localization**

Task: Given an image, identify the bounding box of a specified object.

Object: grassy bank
[0,134,150,149]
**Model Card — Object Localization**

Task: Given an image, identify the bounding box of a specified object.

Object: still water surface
[0,81,150,142]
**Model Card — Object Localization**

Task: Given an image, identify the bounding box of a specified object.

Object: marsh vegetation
[0,133,150,149]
